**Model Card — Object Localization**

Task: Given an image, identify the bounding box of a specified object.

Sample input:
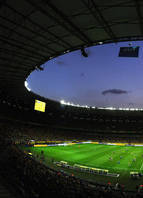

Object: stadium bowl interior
[1,0,143,197]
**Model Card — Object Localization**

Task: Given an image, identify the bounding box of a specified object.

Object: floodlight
[81,48,88,57]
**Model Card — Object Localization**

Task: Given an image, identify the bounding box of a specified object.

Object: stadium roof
[1,0,143,97]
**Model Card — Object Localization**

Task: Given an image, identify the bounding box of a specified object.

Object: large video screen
[119,46,139,57]
[34,100,46,112]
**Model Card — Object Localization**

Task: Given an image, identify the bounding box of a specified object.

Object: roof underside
[0,0,143,96]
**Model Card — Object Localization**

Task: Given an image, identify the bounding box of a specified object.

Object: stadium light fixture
[24,80,31,92]
[60,100,65,104]
[60,99,143,111]
[81,47,88,57]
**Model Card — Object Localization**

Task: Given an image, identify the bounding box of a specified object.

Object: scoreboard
[119,46,139,57]
[34,100,46,112]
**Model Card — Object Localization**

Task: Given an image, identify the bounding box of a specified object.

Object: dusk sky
[27,41,143,108]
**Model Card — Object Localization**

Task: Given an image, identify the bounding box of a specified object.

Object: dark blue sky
[27,41,143,108]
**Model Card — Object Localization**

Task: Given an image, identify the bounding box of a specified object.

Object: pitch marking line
[140,160,143,171]
[105,166,139,171]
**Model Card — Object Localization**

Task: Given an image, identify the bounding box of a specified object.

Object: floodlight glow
[107,107,116,110]
[130,108,134,111]
[60,100,65,104]
[59,99,143,111]
[24,80,31,91]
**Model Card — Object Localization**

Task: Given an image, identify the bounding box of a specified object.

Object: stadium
[1,0,143,197]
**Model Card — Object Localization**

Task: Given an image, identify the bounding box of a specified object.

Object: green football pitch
[21,144,143,190]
